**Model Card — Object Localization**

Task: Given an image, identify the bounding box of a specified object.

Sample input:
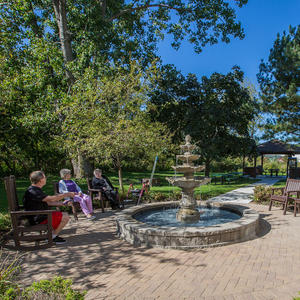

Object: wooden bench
[86,178,107,212]
[1,175,53,251]
[86,178,123,211]
[269,178,300,215]
[224,173,241,184]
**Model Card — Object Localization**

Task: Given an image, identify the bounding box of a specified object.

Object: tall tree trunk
[53,0,93,176]
[118,166,124,194]
[113,155,124,193]
[205,158,211,177]
[52,0,74,83]
[72,151,93,178]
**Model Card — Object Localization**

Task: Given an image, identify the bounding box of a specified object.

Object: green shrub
[142,191,181,203]
[210,157,242,173]
[253,185,282,204]
[0,251,85,300]
[0,212,11,231]
[0,251,22,300]
[23,276,86,300]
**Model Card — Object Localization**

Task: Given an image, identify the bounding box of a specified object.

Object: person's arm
[59,180,69,194]
[43,192,75,206]
[58,180,74,202]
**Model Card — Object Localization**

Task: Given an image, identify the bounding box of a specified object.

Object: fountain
[116,136,260,249]
[166,135,210,223]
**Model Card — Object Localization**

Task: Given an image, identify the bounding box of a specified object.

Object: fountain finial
[185,135,191,144]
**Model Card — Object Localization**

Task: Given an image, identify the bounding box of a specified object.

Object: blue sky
[157,0,300,89]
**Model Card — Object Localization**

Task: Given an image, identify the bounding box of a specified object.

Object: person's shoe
[53,236,67,245]
[87,215,96,220]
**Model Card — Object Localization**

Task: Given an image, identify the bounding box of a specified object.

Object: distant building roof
[257,140,300,155]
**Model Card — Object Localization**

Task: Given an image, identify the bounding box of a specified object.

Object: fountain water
[166,135,210,223]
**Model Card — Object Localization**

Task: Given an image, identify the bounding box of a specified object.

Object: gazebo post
[261,154,264,173]
[254,156,257,178]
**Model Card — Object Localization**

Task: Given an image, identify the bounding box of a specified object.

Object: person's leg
[111,190,119,208]
[82,194,93,214]
[53,212,69,236]
[104,191,115,208]
[74,195,91,217]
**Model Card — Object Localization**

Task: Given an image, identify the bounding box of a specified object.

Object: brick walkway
[15,202,300,300]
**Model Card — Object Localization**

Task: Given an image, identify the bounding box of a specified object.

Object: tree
[149,66,258,176]
[1,0,248,176]
[257,25,300,141]
[60,61,172,191]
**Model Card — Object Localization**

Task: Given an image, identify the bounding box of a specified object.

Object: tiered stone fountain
[166,135,210,223]
[116,135,260,249]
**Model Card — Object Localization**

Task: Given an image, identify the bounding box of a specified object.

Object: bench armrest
[271,187,284,195]
[10,210,53,216]
[88,188,103,192]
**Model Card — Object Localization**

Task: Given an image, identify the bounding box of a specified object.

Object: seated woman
[92,169,120,209]
[59,169,95,220]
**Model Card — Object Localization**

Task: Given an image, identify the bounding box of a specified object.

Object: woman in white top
[59,169,95,220]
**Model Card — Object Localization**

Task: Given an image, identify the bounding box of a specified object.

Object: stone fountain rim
[116,201,259,237]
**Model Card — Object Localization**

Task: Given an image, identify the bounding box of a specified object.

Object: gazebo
[244,140,300,178]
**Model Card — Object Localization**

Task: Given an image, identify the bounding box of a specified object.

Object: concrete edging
[116,201,260,249]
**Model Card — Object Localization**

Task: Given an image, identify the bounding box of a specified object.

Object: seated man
[92,169,120,209]
[23,170,75,245]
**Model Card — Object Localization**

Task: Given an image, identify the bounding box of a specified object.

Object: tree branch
[109,3,187,22]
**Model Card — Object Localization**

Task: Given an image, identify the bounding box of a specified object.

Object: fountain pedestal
[166,135,210,223]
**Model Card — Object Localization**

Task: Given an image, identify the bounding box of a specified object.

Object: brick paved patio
[14,202,300,300]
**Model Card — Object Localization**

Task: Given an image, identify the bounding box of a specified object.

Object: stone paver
[9,177,300,299]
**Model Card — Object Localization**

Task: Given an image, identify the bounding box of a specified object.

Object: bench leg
[99,193,105,213]
[268,200,273,211]
[283,201,288,215]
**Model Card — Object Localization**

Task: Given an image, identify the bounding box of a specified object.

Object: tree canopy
[0,0,250,176]
[60,61,172,189]
[257,25,300,141]
[149,65,258,175]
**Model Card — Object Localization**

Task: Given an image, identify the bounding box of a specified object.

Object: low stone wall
[116,202,260,249]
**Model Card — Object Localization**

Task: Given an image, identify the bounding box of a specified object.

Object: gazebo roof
[257,140,300,155]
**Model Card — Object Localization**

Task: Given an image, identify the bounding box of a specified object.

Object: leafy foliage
[0,251,22,300]
[60,61,172,190]
[149,65,259,175]
[0,212,11,231]
[253,185,283,204]
[0,0,249,177]
[0,249,85,300]
[23,276,86,300]
[257,25,300,141]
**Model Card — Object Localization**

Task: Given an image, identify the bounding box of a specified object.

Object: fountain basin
[172,165,205,173]
[166,177,211,189]
[177,154,200,162]
[116,202,259,249]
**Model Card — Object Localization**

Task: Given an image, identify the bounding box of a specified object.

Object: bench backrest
[53,181,59,194]
[86,178,93,190]
[4,175,20,212]
[285,178,300,194]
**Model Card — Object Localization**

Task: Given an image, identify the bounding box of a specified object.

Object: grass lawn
[0,171,260,212]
